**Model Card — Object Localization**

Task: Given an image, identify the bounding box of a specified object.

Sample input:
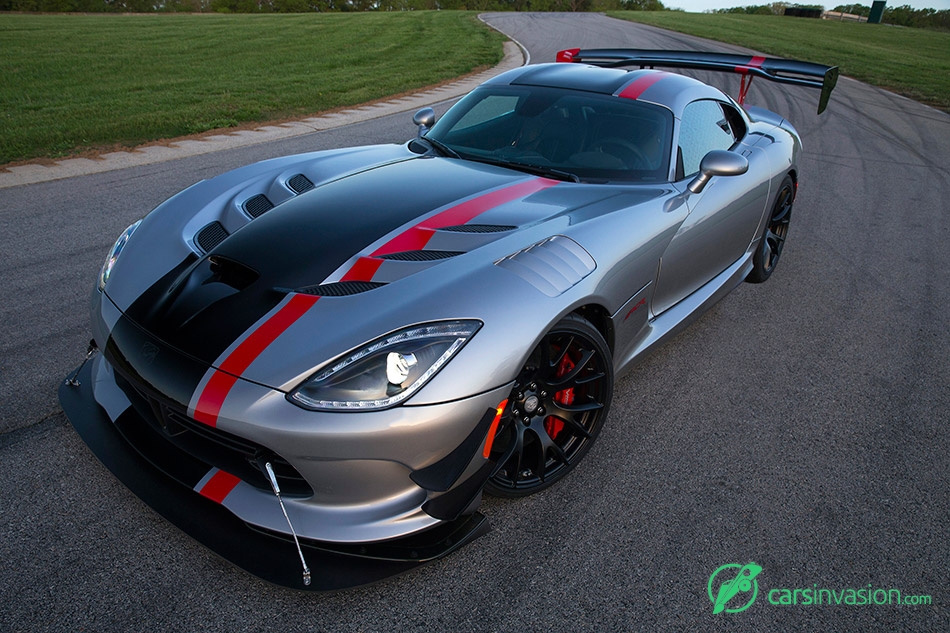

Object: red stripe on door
[339,178,558,283]
[198,469,241,504]
[618,72,668,100]
[193,293,320,426]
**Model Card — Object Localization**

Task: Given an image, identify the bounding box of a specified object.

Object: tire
[747,175,795,284]
[484,314,613,498]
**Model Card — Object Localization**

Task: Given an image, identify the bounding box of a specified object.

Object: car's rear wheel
[747,175,795,283]
[485,314,612,498]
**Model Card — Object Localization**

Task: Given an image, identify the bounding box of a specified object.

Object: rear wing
[556,48,838,115]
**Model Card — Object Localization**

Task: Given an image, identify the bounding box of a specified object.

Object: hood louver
[243,194,274,219]
[377,250,462,262]
[293,281,385,297]
[438,224,516,233]
[195,221,229,253]
[287,174,315,194]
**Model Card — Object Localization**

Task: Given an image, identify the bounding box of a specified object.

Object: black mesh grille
[287,174,315,194]
[295,281,385,297]
[377,250,461,262]
[243,194,274,218]
[438,224,516,233]
[112,371,311,497]
[194,221,229,253]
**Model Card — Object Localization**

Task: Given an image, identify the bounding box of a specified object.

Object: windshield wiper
[468,157,580,183]
[421,136,461,159]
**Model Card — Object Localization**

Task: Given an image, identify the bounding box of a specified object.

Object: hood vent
[195,221,229,253]
[439,224,516,233]
[287,174,315,194]
[294,281,385,297]
[495,235,596,297]
[208,255,259,290]
[377,250,462,262]
[243,194,275,219]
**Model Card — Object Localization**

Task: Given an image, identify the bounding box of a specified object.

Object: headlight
[98,220,141,292]
[289,320,481,411]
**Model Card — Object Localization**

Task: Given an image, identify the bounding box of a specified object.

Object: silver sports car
[60,49,837,590]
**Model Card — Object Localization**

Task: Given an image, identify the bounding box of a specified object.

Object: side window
[677,100,739,180]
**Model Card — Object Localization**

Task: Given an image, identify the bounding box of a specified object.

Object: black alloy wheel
[748,175,795,283]
[485,314,613,498]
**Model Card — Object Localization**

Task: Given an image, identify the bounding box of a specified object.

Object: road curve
[1,12,947,632]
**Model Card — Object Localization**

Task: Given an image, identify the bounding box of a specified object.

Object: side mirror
[413,107,436,138]
[687,150,749,194]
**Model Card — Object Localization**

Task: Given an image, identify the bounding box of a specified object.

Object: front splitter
[59,361,490,591]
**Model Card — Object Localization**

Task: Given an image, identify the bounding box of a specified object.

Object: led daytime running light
[290,320,480,412]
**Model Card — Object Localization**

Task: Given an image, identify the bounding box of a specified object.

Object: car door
[651,99,771,316]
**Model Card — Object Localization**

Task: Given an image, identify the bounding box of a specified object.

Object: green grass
[0,12,505,165]
[609,11,950,113]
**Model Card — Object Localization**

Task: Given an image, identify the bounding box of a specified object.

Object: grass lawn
[0,12,505,165]
[609,11,950,113]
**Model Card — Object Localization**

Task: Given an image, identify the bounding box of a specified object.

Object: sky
[666,0,950,12]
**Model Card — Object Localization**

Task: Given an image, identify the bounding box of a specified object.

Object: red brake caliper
[545,351,575,439]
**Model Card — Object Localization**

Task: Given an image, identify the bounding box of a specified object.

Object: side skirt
[616,253,753,374]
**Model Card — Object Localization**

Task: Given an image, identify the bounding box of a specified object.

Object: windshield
[426,85,673,183]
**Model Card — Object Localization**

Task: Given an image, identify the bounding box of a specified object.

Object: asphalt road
[1,12,947,632]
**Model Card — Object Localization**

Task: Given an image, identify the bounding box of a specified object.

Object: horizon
[667,0,950,13]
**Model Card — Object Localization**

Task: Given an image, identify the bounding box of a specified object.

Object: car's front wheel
[747,175,795,283]
[485,314,613,498]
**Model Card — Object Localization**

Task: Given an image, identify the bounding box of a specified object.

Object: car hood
[114,150,665,375]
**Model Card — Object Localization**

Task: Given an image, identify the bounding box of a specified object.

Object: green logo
[708,563,762,614]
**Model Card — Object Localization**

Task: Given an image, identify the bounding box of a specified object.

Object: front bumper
[60,359,492,591]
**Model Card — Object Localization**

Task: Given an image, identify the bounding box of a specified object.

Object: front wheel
[485,314,613,498]
[747,175,795,284]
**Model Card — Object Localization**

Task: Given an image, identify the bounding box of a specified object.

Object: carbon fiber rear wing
[556,48,838,114]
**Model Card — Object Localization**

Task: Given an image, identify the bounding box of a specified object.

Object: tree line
[3,0,946,31]
[0,0,665,11]
[714,3,948,30]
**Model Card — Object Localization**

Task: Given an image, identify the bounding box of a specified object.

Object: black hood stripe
[127,158,521,368]
[340,177,558,282]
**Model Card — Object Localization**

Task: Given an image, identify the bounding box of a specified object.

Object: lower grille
[113,370,312,497]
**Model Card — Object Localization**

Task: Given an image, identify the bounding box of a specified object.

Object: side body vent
[294,281,385,297]
[495,235,596,297]
[195,221,229,253]
[287,174,315,194]
[243,194,275,219]
[439,224,516,233]
[377,250,462,262]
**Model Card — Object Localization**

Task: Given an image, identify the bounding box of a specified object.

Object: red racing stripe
[193,293,319,426]
[736,56,766,74]
[198,469,241,504]
[618,72,668,101]
[339,178,558,283]
[340,256,384,283]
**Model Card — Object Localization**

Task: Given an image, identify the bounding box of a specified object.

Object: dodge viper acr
[60,50,837,590]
